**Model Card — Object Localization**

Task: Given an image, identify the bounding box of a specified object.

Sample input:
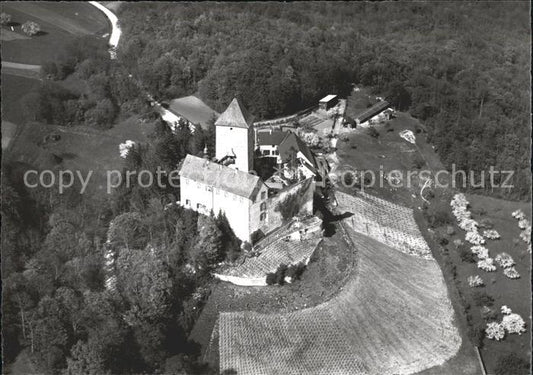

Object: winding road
[88,1,121,58]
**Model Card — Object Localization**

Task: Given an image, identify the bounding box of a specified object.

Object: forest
[2,117,228,374]
[117,1,530,200]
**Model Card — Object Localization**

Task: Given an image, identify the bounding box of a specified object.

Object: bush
[250,230,265,245]
[437,236,449,246]
[410,154,425,169]
[0,12,12,25]
[472,291,494,307]
[265,272,276,285]
[425,202,453,228]
[459,247,476,263]
[479,218,494,229]
[467,322,485,348]
[267,263,305,285]
[286,262,306,281]
[494,353,530,375]
[480,306,499,322]
[22,21,41,36]
[367,127,379,138]
[274,264,288,285]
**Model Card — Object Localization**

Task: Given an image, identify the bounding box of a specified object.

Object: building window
[273,150,279,155]
[260,202,267,211]
[263,150,271,156]
[185,199,191,206]
[260,212,267,221]
[261,191,266,200]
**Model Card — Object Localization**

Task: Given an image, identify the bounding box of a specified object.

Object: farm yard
[216,221,466,374]
[332,114,430,207]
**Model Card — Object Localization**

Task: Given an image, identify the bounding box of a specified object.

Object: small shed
[319,95,338,111]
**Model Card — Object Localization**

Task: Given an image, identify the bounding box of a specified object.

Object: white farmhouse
[179,154,269,242]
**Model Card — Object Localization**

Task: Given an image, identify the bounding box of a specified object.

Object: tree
[215,211,241,262]
[276,193,302,222]
[65,340,110,375]
[189,215,223,271]
[107,212,148,250]
[386,81,412,111]
[22,21,41,36]
[116,248,173,325]
[0,12,12,25]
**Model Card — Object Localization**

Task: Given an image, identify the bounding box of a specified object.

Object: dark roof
[215,98,253,129]
[355,100,390,123]
[278,133,316,170]
[179,154,264,200]
[257,130,289,146]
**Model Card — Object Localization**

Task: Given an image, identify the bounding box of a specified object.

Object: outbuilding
[319,95,338,111]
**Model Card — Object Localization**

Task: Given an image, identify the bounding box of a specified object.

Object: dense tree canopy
[2,111,235,373]
[118,2,530,199]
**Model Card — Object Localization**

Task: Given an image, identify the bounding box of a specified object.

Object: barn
[354,100,390,126]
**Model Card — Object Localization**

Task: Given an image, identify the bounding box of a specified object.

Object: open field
[0,29,30,41]
[218,223,465,374]
[0,74,40,125]
[1,2,108,65]
[5,115,155,196]
[169,95,219,129]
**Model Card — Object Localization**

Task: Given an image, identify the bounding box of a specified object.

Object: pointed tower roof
[215,98,253,128]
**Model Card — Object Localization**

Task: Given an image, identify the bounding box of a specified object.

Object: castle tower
[215,98,254,172]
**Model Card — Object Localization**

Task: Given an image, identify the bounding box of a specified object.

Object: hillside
[217,225,467,374]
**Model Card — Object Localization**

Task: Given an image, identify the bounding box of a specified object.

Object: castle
[179,98,323,243]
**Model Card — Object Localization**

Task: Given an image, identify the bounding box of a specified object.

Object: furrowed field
[217,222,466,374]
[214,194,474,374]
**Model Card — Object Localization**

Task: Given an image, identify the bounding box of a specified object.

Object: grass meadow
[1,2,108,64]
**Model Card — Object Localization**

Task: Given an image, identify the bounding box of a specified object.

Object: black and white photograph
[1,1,531,374]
